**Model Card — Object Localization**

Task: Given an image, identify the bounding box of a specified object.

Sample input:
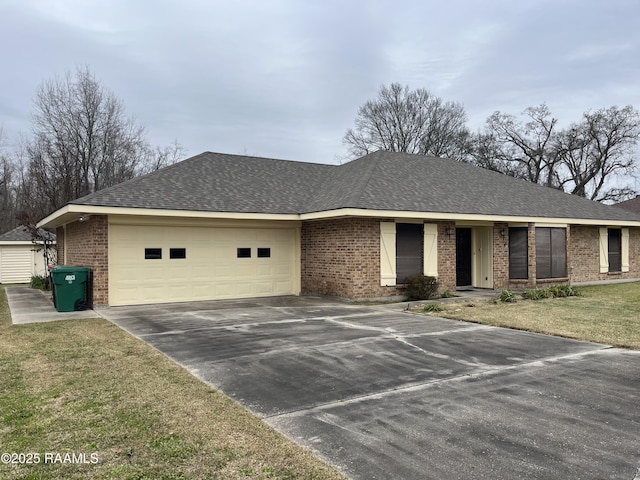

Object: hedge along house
[37,151,640,307]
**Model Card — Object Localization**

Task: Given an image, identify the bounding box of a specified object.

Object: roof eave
[299,208,640,226]
[37,205,640,229]
[37,205,302,228]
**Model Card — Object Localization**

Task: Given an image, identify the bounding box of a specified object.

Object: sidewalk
[5,286,103,325]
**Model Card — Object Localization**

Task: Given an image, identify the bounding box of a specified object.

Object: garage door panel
[109,224,297,306]
[0,246,34,283]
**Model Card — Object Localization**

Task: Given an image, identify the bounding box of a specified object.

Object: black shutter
[509,228,528,279]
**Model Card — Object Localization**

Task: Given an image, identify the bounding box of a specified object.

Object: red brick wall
[301,218,395,298]
[301,218,453,300]
[569,225,640,283]
[61,215,109,305]
[437,222,456,292]
[493,223,509,289]
[55,226,65,265]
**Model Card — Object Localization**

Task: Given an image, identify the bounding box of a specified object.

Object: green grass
[0,286,346,480]
[413,282,640,349]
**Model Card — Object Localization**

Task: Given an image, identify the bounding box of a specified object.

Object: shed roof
[0,226,55,243]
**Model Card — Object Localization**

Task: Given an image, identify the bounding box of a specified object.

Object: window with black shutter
[608,229,622,272]
[396,223,423,283]
[535,227,567,279]
[509,227,528,279]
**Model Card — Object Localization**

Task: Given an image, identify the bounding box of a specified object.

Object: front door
[456,228,472,287]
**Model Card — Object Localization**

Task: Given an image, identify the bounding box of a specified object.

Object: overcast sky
[1,0,639,165]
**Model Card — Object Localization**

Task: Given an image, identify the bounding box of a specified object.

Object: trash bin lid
[51,266,91,273]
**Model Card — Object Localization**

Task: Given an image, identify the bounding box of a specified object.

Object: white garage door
[109,224,299,306]
[0,245,34,284]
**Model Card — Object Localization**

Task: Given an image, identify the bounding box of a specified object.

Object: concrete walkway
[5,286,103,324]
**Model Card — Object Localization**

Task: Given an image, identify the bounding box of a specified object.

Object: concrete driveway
[98,296,640,480]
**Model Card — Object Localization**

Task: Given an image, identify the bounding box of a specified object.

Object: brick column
[493,223,509,289]
[64,215,109,305]
[437,222,456,292]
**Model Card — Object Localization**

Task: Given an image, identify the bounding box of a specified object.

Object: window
[396,223,423,283]
[608,229,622,272]
[509,227,528,279]
[170,248,186,259]
[257,248,271,258]
[144,248,162,260]
[237,248,251,258]
[535,228,567,279]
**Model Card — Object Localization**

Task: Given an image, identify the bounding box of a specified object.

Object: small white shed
[0,227,55,284]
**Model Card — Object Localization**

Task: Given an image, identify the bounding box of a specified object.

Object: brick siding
[493,223,510,289]
[437,222,456,292]
[52,215,639,306]
[569,225,640,282]
[301,218,455,300]
[57,215,108,305]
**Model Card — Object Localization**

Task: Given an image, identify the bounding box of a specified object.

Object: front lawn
[0,286,346,480]
[413,282,640,349]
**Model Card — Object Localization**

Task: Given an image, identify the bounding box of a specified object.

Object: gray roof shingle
[0,226,55,242]
[73,152,333,214]
[615,196,640,214]
[70,150,640,223]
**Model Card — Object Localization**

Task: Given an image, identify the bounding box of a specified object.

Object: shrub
[30,275,46,290]
[440,290,455,299]
[522,285,580,300]
[499,289,517,303]
[549,285,581,297]
[522,288,550,300]
[421,303,443,313]
[405,275,439,301]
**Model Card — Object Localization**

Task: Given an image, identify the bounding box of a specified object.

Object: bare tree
[0,128,17,233]
[556,106,640,201]
[343,83,471,160]
[471,104,640,202]
[140,139,186,174]
[21,66,183,219]
[472,105,563,187]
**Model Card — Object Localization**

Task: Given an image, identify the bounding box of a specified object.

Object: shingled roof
[69,150,640,223]
[0,226,56,242]
[615,196,640,214]
[72,152,332,214]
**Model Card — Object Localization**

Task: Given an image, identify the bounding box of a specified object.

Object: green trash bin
[51,266,91,312]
